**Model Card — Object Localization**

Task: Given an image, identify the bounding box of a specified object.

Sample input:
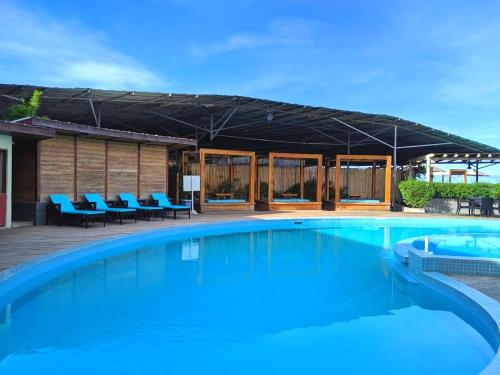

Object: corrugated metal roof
[1,83,498,161]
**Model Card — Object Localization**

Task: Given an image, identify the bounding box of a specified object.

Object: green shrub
[433,182,498,199]
[398,180,435,208]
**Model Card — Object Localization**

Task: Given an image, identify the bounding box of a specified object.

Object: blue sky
[1,0,499,177]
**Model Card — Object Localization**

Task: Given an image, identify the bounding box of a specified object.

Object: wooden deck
[0,210,498,302]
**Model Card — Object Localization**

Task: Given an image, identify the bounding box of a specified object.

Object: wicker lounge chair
[47,194,106,228]
[84,193,137,224]
[151,192,190,219]
[118,192,164,220]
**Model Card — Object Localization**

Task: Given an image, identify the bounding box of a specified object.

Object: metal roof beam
[397,142,452,150]
[89,99,101,128]
[150,111,208,132]
[332,117,393,149]
[305,126,348,145]
[210,106,238,140]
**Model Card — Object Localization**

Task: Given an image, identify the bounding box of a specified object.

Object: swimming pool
[0,218,499,374]
[412,233,500,259]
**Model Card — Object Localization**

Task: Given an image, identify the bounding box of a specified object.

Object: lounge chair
[47,194,106,228]
[118,192,164,220]
[84,193,137,225]
[151,192,191,219]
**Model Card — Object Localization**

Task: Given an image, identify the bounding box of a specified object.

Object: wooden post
[268,153,274,202]
[325,161,330,201]
[256,157,260,200]
[371,161,377,199]
[36,140,41,202]
[165,147,169,196]
[200,149,206,204]
[316,155,323,202]
[137,143,141,198]
[334,157,341,204]
[73,136,77,201]
[384,156,392,204]
[104,140,108,199]
[300,159,304,198]
[249,153,255,204]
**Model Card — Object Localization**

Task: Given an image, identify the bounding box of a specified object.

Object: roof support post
[475,160,479,182]
[89,99,101,128]
[425,154,433,182]
[209,113,214,140]
[210,106,238,140]
[392,126,398,209]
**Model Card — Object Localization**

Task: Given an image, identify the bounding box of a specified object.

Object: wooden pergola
[198,148,256,212]
[334,154,392,211]
[256,152,322,211]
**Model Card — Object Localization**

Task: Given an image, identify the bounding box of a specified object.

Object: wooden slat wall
[37,136,170,202]
[39,136,75,200]
[107,142,138,199]
[139,145,167,197]
[76,138,105,200]
[327,167,401,200]
[12,142,37,201]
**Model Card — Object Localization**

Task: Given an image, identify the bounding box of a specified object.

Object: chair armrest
[116,200,128,208]
[46,202,62,215]
[105,199,116,207]
[73,201,86,209]
[85,202,97,210]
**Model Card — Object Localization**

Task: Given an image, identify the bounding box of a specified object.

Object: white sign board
[183,175,200,192]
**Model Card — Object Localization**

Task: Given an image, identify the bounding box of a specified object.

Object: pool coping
[393,235,500,373]
[1,216,499,372]
[394,235,500,276]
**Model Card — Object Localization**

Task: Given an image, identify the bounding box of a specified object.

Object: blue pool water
[0,218,499,374]
[413,233,500,258]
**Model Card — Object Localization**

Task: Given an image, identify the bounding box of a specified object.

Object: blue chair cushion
[118,192,141,209]
[152,192,189,210]
[119,192,163,211]
[273,198,311,203]
[49,194,105,215]
[49,194,76,213]
[63,209,105,215]
[339,199,381,204]
[103,207,136,214]
[84,193,109,210]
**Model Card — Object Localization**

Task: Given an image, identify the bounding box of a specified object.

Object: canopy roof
[1,84,498,162]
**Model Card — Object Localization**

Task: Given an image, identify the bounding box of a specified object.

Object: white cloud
[190,17,318,56]
[0,2,163,90]
[409,7,500,106]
